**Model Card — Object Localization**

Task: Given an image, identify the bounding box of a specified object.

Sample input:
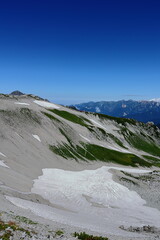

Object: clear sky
[0,0,160,104]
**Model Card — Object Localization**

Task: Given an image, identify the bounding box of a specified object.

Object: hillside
[1,95,160,171]
[0,94,160,239]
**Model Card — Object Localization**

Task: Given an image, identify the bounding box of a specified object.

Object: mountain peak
[149,98,160,102]
[10,90,24,96]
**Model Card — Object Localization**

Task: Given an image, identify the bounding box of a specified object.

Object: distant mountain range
[73,99,160,125]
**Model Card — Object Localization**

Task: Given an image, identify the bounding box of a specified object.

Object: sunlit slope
[46,108,160,167]
[0,94,160,178]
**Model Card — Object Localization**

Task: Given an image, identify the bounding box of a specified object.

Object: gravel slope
[0,95,160,240]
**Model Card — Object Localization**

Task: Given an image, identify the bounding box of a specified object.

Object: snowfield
[34,100,60,109]
[6,166,160,235]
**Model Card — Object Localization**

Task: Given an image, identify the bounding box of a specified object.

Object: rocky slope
[0,94,160,239]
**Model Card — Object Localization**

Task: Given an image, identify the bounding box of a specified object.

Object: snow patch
[79,134,91,142]
[14,102,30,106]
[89,119,105,129]
[6,167,160,235]
[32,167,151,212]
[0,152,9,168]
[95,107,101,113]
[122,104,127,108]
[32,135,41,142]
[104,145,131,153]
[6,166,159,235]
[34,100,60,109]
[0,152,6,157]
[0,160,9,168]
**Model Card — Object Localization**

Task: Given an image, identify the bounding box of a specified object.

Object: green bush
[74,232,109,240]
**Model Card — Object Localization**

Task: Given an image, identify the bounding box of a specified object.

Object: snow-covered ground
[6,166,160,236]
[34,100,60,109]
[32,134,41,142]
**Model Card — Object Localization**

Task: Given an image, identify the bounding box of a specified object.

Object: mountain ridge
[0,95,160,171]
[73,99,160,125]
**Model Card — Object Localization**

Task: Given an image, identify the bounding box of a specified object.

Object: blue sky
[0,0,160,104]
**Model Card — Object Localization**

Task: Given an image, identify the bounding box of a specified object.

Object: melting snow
[6,166,160,235]
[14,102,30,106]
[34,100,60,109]
[31,167,151,211]
[32,135,41,142]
